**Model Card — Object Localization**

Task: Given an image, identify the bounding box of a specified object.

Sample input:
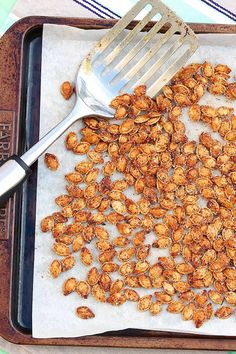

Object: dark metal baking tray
[11,26,42,333]
[0,16,236,349]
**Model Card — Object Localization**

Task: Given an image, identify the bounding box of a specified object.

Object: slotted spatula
[0,0,198,204]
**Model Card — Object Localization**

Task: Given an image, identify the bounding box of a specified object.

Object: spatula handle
[0,155,31,206]
[21,97,91,166]
[0,97,93,206]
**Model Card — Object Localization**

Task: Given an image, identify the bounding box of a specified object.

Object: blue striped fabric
[86,0,120,17]
[72,0,119,18]
[72,0,236,23]
[200,0,236,22]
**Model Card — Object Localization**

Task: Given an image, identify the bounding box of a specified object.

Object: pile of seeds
[42,61,236,327]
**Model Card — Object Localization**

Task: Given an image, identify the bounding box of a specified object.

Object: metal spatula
[0,0,198,205]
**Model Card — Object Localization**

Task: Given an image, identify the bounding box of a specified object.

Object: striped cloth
[1,0,236,36]
[73,0,236,23]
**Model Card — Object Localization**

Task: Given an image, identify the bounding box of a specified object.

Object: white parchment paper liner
[33,24,236,338]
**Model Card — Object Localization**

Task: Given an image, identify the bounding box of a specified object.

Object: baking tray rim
[0,16,236,349]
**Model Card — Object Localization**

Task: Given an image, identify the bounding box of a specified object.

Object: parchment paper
[33,24,236,338]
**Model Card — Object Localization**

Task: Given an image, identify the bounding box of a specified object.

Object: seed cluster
[41,62,236,328]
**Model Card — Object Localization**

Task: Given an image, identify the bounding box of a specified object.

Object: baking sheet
[33,24,236,338]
